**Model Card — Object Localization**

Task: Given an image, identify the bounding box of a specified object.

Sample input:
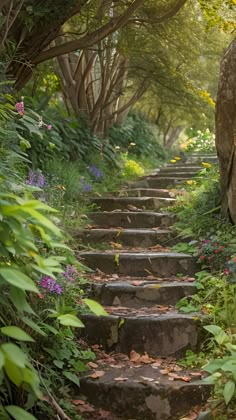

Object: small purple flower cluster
[80,178,92,192]
[62,265,79,282]
[26,169,46,188]
[89,164,103,179]
[41,276,63,294]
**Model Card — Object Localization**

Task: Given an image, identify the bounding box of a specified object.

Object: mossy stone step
[144,172,197,179]
[130,177,192,189]
[92,281,196,307]
[157,166,202,173]
[79,310,201,357]
[76,228,176,247]
[91,196,175,211]
[79,251,197,277]
[104,188,175,198]
[87,211,176,229]
[80,364,211,420]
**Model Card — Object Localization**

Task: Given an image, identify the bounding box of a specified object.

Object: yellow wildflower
[56,184,66,190]
[201,162,212,169]
[170,159,176,163]
[174,156,181,160]
[186,180,195,185]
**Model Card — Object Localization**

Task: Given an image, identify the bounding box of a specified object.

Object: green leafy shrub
[109,111,167,161]
[182,128,216,153]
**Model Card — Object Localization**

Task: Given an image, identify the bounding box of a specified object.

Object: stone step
[187,156,218,163]
[190,153,217,157]
[148,172,197,178]
[157,166,202,173]
[92,281,196,307]
[80,364,211,420]
[88,211,176,229]
[130,177,190,189]
[165,162,204,168]
[76,228,177,247]
[79,251,197,277]
[104,189,175,198]
[79,309,201,357]
[90,197,175,211]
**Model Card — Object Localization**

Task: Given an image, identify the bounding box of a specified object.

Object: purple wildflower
[62,265,78,282]
[40,276,63,294]
[88,164,103,179]
[26,169,46,188]
[80,178,92,192]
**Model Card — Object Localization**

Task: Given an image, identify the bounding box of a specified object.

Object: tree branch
[33,0,145,64]
[128,0,187,24]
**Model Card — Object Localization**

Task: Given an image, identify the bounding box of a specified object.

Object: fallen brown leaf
[87,361,98,369]
[89,370,105,379]
[140,352,155,364]
[72,399,86,406]
[114,377,129,381]
[130,350,141,363]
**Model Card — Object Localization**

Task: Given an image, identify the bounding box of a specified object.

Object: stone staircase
[75,157,216,420]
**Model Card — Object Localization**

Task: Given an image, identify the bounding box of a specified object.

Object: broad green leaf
[84,299,108,316]
[5,406,37,420]
[22,317,47,337]
[204,324,224,336]
[4,358,23,386]
[223,380,235,405]
[64,371,80,386]
[2,343,28,368]
[23,367,42,398]
[9,287,35,314]
[204,358,226,373]
[1,326,34,342]
[53,360,64,369]
[0,268,38,293]
[57,314,85,328]
[0,350,5,370]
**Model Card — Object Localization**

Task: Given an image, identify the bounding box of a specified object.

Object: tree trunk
[215,38,236,223]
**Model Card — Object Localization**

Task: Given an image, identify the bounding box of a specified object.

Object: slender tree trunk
[215,38,236,222]
[165,126,182,149]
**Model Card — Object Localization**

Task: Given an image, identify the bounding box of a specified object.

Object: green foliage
[121,155,145,179]
[203,325,236,405]
[109,112,167,160]
[0,88,104,418]
[183,128,216,154]
[171,163,221,238]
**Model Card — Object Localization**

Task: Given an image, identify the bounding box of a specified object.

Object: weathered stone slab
[87,211,176,229]
[158,166,202,173]
[130,177,189,189]
[92,281,196,307]
[79,251,197,277]
[80,365,211,420]
[75,228,176,247]
[91,196,175,211]
[119,188,174,198]
[79,312,201,357]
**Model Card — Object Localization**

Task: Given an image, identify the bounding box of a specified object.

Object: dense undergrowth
[0,83,170,418]
[171,159,236,417]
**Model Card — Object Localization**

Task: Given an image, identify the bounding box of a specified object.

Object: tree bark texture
[215,38,236,223]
